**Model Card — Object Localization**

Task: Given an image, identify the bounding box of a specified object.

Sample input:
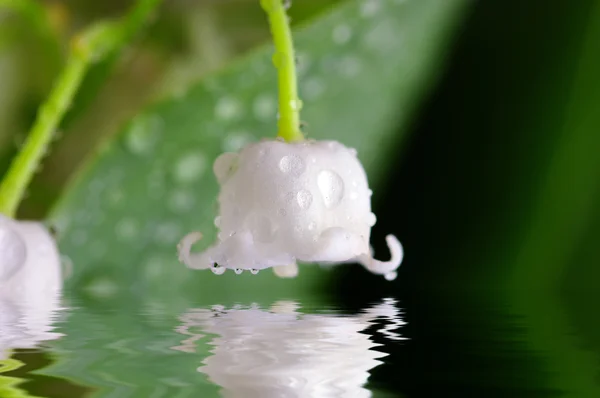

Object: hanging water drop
[317,170,345,208]
[211,264,226,275]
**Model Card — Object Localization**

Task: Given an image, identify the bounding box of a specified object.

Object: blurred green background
[1,0,599,397]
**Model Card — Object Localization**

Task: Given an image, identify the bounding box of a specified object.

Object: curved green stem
[0,43,87,217]
[261,0,304,142]
[0,0,161,217]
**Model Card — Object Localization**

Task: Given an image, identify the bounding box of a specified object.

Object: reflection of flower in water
[0,216,63,360]
[173,299,404,398]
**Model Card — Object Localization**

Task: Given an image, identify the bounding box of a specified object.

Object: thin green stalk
[261,0,304,142]
[0,0,161,217]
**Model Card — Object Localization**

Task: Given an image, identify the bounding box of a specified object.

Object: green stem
[261,0,304,142]
[0,48,86,217]
[0,0,161,217]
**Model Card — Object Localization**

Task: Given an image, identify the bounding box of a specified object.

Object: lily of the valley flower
[177,138,403,280]
[0,215,63,359]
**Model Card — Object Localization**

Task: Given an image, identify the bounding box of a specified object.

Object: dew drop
[211,265,226,275]
[317,170,345,208]
[234,268,243,275]
[367,213,377,227]
[296,190,313,209]
[173,152,207,183]
[384,271,397,281]
[289,99,303,111]
[125,114,162,155]
[250,269,259,275]
[214,216,222,227]
[332,24,352,44]
[279,155,305,176]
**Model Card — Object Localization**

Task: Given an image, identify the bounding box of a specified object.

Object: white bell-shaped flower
[0,215,63,359]
[178,139,403,280]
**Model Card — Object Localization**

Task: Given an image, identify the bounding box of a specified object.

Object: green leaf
[44,0,469,393]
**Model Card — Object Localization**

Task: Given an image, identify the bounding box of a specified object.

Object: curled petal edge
[358,234,403,281]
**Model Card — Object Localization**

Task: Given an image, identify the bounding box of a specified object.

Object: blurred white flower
[0,215,63,359]
[178,139,403,280]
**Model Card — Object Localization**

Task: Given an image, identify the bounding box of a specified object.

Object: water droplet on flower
[234,268,243,275]
[211,265,226,275]
[296,190,313,209]
[215,97,242,120]
[250,269,259,275]
[318,170,345,208]
[367,213,377,227]
[125,114,162,155]
[279,155,305,176]
[332,24,352,44]
[173,152,207,184]
[384,271,397,281]
[214,216,222,227]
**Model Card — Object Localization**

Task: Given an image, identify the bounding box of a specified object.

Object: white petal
[358,234,403,279]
